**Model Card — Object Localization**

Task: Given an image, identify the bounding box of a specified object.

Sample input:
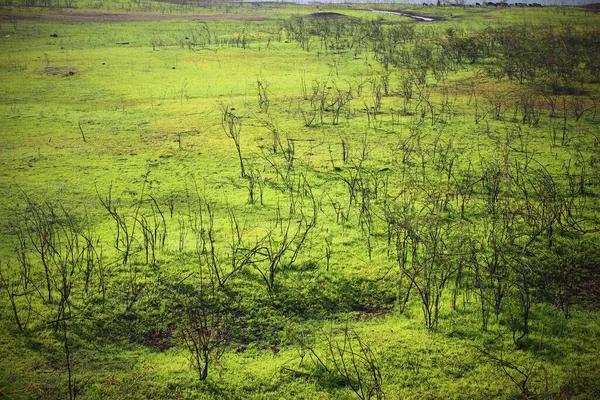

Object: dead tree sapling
[220,103,246,178]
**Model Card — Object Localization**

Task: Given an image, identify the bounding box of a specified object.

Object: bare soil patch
[40,66,77,76]
[301,12,350,19]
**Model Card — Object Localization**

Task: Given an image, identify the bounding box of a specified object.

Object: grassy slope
[1,2,600,399]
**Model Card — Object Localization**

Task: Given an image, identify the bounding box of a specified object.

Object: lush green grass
[1,1,600,399]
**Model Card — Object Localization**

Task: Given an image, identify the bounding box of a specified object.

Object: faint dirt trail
[0,11,269,23]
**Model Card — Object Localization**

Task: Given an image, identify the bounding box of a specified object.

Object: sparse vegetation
[1,1,599,399]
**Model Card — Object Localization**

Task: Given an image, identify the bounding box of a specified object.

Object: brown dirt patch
[0,11,269,23]
[40,66,77,76]
[143,324,176,351]
[301,12,350,19]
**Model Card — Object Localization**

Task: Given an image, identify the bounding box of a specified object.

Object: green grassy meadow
[1,1,600,399]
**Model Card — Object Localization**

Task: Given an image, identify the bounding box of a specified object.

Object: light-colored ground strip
[0,11,270,23]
